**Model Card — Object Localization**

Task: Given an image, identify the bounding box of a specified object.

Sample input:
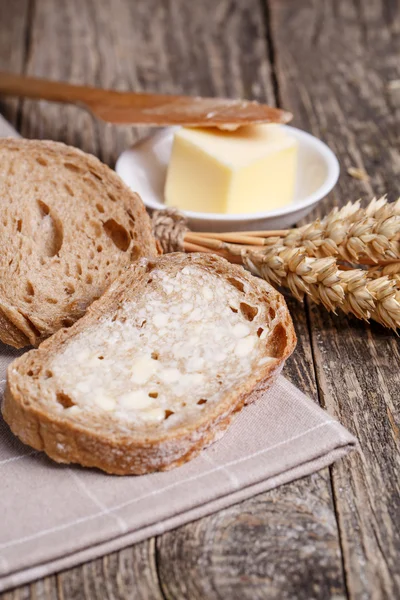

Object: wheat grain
[242,244,400,329]
[282,198,400,264]
[347,167,370,181]
[367,276,400,329]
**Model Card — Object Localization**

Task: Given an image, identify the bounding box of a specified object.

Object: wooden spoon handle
[0,71,293,127]
[0,71,97,106]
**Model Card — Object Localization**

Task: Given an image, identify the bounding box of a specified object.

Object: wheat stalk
[152,198,400,330]
[193,197,400,264]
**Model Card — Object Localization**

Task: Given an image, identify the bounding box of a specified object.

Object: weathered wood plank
[270,0,400,597]
[0,0,30,126]
[57,541,163,600]
[1,0,347,598]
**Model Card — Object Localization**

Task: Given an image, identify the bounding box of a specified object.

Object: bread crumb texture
[50,264,275,428]
[0,138,157,348]
[4,254,296,474]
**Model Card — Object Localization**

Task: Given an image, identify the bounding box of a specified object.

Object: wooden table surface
[0,0,399,598]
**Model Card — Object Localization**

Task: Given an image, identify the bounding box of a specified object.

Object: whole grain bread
[3,253,296,475]
[0,138,157,348]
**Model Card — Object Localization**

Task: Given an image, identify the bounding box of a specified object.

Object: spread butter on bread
[3,253,296,474]
[0,138,157,348]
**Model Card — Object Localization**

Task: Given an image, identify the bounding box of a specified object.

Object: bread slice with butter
[3,253,296,475]
[0,138,157,348]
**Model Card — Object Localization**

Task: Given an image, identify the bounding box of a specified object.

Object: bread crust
[3,254,296,475]
[0,138,158,348]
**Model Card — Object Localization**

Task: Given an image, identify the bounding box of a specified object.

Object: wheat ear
[240,245,400,329]
[282,197,400,264]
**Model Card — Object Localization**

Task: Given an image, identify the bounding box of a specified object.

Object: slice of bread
[0,138,157,348]
[3,253,296,475]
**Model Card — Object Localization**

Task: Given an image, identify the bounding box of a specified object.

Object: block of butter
[164,124,298,214]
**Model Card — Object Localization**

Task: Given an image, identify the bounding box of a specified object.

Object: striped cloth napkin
[0,115,356,592]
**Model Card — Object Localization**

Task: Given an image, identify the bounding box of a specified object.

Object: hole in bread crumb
[64,162,82,173]
[89,170,102,181]
[139,320,147,329]
[228,277,245,292]
[127,209,136,222]
[64,282,75,295]
[240,302,258,322]
[97,245,103,253]
[36,201,64,257]
[36,157,48,166]
[229,306,238,313]
[44,370,53,379]
[17,219,22,232]
[98,356,104,360]
[269,307,276,320]
[103,219,130,252]
[197,399,207,405]
[56,392,75,409]
[37,200,50,216]
[257,327,264,337]
[27,370,34,377]
[151,351,159,360]
[148,392,158,398]
[46,297,58,304]
[268,324,288,358]
[26,281,35,296]
[64,183,74,196]
[131,245,140,260]
[76,263,82,275]
[145,262,156,273]
[86,274,93,284]
[62,318,74,328]
[96,203,105,213]
[92,221,103,238]
[164,410,174,419]
[108,192,117,202]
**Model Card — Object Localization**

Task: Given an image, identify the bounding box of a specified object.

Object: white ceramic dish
[116,125,340,232]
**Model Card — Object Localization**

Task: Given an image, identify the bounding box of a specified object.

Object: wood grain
[0,0,30,127]
[270,0,400,597]
[56,542,163,600]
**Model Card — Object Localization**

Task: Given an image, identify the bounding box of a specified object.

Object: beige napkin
[0,116,356,591]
